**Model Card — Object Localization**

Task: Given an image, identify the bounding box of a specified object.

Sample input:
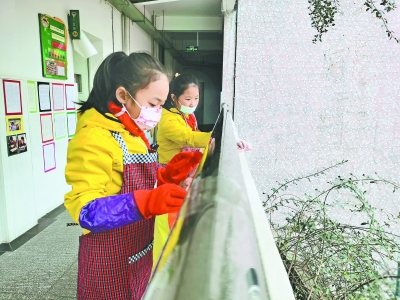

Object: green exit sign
[185,46,198,52]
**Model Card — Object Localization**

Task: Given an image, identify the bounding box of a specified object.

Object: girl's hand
[236,140,252,152]
[179,177,193,191]
[207,138,216,157]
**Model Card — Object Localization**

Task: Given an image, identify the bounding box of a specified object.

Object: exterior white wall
[231,0,400,228]
[221,11,237,110]
[0,0,152,243]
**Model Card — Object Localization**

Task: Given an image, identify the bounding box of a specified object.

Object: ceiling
[130,0,222,17]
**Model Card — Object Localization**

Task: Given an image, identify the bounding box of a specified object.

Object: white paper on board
[67,113,77,136]
[40,114,54,142]
[65,84,77,109]
[27,81,37,112]
[52,84,64,110]
[54,113,66,139]
[4,81,21,114]
[57,66,65,77]
[38,83,51,111]
[43,143,56,172]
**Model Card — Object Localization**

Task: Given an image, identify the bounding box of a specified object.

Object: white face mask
[124,92,162,130]
[179,104,197,115]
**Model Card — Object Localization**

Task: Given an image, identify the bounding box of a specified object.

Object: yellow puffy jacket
[64,108,148,234]
[153,108,211,266]
[156,108,211,164]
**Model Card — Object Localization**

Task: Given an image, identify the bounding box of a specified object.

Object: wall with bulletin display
[0,77,78,243]
[0,0,153,244]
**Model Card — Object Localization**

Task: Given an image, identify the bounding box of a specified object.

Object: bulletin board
[38,14,68,80]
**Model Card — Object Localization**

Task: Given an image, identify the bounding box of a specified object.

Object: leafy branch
[364,0,399,42]
[308,0,399,43]
[308,0,339,43]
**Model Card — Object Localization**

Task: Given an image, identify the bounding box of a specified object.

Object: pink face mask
[121,92,162,131]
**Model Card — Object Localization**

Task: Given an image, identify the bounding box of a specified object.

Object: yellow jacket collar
[168,107,188,117]
[76,108,125,133]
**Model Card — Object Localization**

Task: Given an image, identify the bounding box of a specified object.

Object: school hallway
[1,0,399,299]
[0,207,80,300]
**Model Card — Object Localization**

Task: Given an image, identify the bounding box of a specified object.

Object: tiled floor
[0,209,81,300]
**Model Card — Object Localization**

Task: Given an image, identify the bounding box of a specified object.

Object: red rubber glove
[158,152,203,185]
[134,183,187,219]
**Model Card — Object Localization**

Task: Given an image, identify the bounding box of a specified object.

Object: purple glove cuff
[79,193,144,233]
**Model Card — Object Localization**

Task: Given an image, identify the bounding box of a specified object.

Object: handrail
[144,106,295,299]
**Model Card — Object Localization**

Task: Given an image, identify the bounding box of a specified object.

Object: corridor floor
[0,209,80,300]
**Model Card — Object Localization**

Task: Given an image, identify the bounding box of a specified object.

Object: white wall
[129,22,152,53]
[231,0,400,231]
[221,11,236,110]
[164,50,174,73]
[0,132,7,242]
[163,45,184,76]
[73,50,90,103]
[0,0,152,243]
[86,32,104,98]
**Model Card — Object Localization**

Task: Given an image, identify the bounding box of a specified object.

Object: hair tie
[175,73,180,78]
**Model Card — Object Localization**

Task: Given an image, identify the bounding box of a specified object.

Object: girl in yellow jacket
[64,52,200,300]
[153,74,253,266]
[157,73,211,165]
[153,73,212,264]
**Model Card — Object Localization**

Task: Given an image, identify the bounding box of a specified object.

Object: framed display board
[2,79,22,115]
[38,13,67,80]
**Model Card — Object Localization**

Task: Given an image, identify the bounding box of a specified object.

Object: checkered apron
[180,113,202,176]
[78,132,158,300]
[155,146,200,233]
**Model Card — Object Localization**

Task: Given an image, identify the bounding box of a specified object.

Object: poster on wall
[6,135,18,156]
[38,14,67,80]
[37,82,51,112]
[52,83,64,111]
[17,133,28,153]
[27,80,38,113]
[6,133,28,156]
[2,79,22,115]
[53,112,66,139]
[42,142,56,172]
[65,84,77,110]
[40,113,54,143]
[67,112,77,137]
[5,116,24,135]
